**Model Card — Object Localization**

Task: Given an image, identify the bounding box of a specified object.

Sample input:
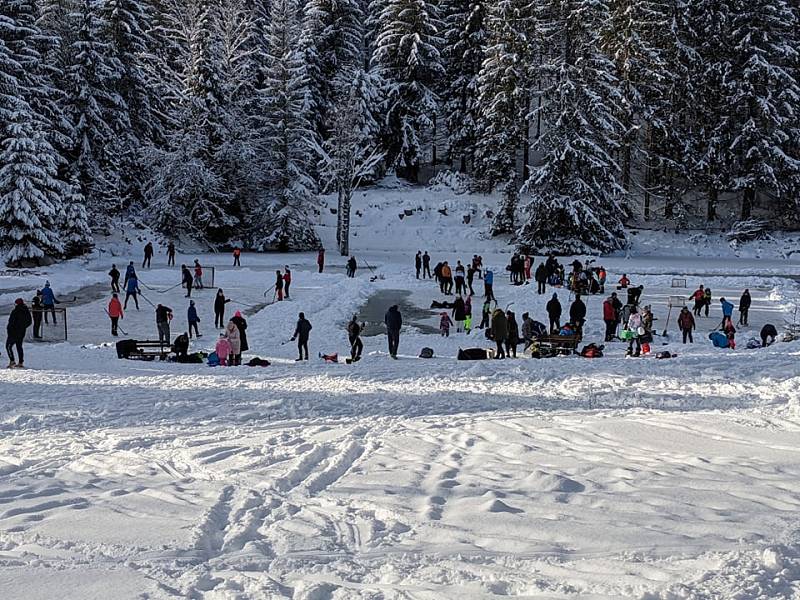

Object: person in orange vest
[283,267,292,299]
[618,274,630,288]
[232,247,241,267]
[441,262,453,295]
[107,293,124,336]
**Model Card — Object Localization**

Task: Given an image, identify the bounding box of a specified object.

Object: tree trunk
[338,185,351,256]
[707,187,717,221]
[431,114,437,172]
[741,187,754,220]
[522,116,530,182]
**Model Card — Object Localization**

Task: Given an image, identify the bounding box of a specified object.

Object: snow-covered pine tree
[727,0,800,220]
[372,0,444,181]
[251,0,320,251]
[441,0,486,173]
[299,0,365,141]
[0,95,65,264]
[516,0,627,254]
[59,176,93,256]
[473,0,533,194]
[63,0,129,217]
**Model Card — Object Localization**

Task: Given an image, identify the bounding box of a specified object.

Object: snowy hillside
[1,187,800,599]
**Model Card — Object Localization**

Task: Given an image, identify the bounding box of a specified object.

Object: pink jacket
[216,337,231,359]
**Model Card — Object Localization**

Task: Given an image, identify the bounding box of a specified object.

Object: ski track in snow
[1,189,800,598]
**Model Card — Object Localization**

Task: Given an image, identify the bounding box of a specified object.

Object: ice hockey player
[6,299,32,368]
[291,313,312,361]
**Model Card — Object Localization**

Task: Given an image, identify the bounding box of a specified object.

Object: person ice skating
[40,281,59,324]
[124,262,136,289]
[283,267,292,299]
[603,296,617,341]
[690,285,705,316]
[535,263,547,295]
[167,242,176,266]
[233,246,241,267]
[422,251,431,278]
[188,300,201,339]
[678,306,695,343]
[546,293,562,333]
[181,264,193,297]
[155,304,173,347]
[317,248,325,273]
[569,294,587,337]
[143,242,153,268]
[225,320,241,365]
[719,297,734,328]
[124,273,140,309]
[479,299,491,329]
[484,268,495,301]
[760,323,777,347]
[454,261,466,296]
[506,310,519,358]
[108,293,123,336]
[6,299,32,368]
[703,287,712,317]
[215,334,231,366]
[439,312,453,337]
[346,256,357,278]
[109,264,121,292]
[230,311,248,358]
[31,294,43,339]
[193,260,204,289]
[214,289,231,328]
[738,289,751,326]
[452,295,466,332]
[626,306,643,357]
[618,274,630,288]
[347,315,364,362]
[415,251,422,279]
[274,270,284,301]
[491,308,507,359]
[385,305,402,358]
[291,312,312,361]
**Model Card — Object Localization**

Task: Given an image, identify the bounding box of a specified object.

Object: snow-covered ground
[1,184,800,599]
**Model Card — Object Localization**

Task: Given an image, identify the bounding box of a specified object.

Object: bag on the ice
[320,353,338,363]
[709,331,729,348]
[247,357,271,367]
[207,351,220,367]
[458,347,490,360]
[580,343,604,358]
[430,300,454,309]
[745,337,761,349]
[656,351,676,359]
[419,347,434,359]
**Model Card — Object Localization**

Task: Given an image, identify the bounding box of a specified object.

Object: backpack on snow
[458,347,490,360]
[419,347,434,359]
[655,351,677,359]
[709,331,729,348]
[580,343,604,358]
[207,351,220,367]
[745,337,761,349]
[247,357,271,367]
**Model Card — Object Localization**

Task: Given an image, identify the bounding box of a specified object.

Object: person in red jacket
[107,293,124,336]
[677,306,695,343]
[603,296,617,341]
[283,267,292,299]
[317,249,325,273]
[618,274,630,288]
[689,285,705,316]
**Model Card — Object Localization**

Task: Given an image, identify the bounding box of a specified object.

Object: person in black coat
[291,312,312,360]
[546,293,562,333]
[181,264,193,298]
[347,315,364,361]
[6,299,32,368]
[384,305,402,358]
[738,289,752,326]
[452,296,466,332]
[31,294,43,339]
[535,263,547,295]
[230,311,248,353]
[109,264,120,292]
[214,289,231,328]
[415,252,422,279]
[760,324,777,347]
[569,294,587,336]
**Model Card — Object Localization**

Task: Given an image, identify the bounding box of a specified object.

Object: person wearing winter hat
[187,300,201,339]
[40,281,59,324]
[230,310,248,354]
[6,299,32,368]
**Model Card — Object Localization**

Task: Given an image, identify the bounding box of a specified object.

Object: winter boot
[7,361,16,369]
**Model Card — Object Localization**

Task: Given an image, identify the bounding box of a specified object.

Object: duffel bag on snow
[116,339,138,359]
[419,347,434,358]
[458,347,490,360]
[580,343,604,358]
[709,331,729,348]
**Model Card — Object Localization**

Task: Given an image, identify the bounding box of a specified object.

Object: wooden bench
[116,339,173,361]
[536,334,581,355]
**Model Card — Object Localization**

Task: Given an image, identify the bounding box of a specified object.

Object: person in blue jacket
[187,300,201,339]
[484,268,495,302]
[124,274,140,310]
[719,297,734,328]
[40,281,59,324]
